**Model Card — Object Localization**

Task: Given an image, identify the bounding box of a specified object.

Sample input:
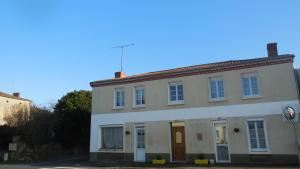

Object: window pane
[170,86,177,101]
[136,90,141,105]
[256,121,266,149]
[210,81,217,99]
[121,91,124,106]
[248,120,267,151]
[171,95,177,101]
[102,127,123,149]
[250,76,259,95]
[177,85,184,100]
[116,91,121,107]
[175,131,183,143]
[215,124,227,144]
[248,121,257,149]
[135,88,144,105]
[250,138,258,149]
[136,98,141,105]
[141,89,145,104]
[217,80,224,98]
[170,86,176,92]
[137,129,145,148]
[258,138,266,149]
[242,77,251,96]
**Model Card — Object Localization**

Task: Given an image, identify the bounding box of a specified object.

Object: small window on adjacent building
[247,119,268,152]
[209,77,225,100]
[242,73,260,97]
[101,126,123,149]
[169,82,184,104]
[114,88,125,108]
[134,86,145,107]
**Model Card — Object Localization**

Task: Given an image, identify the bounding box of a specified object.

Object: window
[169,82,184,104]
[209,77,225,100]
[175,131,183,143]
[114,88,125,108]
[242,73,260,97]
[134,86,145,106]
[247,119,268,152]
[101,126,123,149]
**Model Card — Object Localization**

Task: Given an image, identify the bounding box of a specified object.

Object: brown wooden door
[171,126,186,161]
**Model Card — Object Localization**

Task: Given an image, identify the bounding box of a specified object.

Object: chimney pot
[13,92,20,98]
[267,43,278,58]
[115,72,127,78]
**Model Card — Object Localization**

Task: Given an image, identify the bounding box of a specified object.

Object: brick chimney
[267,43,278,58]
[13,92,20,98]
[115,71,127,78]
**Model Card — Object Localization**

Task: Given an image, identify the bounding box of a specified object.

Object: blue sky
[0,0,299,106]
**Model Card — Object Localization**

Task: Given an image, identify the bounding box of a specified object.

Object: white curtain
[102,127,123,149]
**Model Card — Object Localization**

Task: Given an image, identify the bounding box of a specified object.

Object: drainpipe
[293,67,300,164]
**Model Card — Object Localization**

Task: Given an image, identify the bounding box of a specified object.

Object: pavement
[1,164,300,169]
[1,157,300,169]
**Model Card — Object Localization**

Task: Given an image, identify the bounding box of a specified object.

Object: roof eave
[90,55,294,87]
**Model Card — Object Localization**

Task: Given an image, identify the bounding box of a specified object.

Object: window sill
[98,148,124,153]
[132,105,146,109]
[112,107,125,110]
[242,95,262,100]
[248,150,270,154]
[209,98,227,103]
[168,101,185,106]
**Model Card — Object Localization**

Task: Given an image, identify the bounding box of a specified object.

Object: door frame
[134,124,145,162]
[170,122,186,162]
[212,120,231,163]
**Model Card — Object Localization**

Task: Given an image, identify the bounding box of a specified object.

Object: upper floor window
[169,82,184,104]
[242,73,260,97]
[246,119,268,152]
[114,88,125,108]
[134,86,145,107]
[209,77,225,100]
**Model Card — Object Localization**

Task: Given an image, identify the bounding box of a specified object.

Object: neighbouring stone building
[0,92,31,125]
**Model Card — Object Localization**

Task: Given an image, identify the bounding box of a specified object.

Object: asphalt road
[0,165,300,169]
[0,165,98,169]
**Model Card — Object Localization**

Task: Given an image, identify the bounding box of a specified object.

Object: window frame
[241,72,261,98]
[246,118,270,153]
[113,88,125,109]
[168,81,184,105]
[98,124,125,152]
[133,86,146,108]
[209,76,225,101]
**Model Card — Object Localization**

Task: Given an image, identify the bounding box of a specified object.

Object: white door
[213,121,230,163]
[135,127,145,162]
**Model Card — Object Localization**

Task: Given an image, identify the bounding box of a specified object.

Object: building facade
[89,43,300,164]
[0,92,31,125]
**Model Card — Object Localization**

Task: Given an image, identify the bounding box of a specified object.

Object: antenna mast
[113,43,135,72]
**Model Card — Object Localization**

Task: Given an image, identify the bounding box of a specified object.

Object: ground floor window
[101,126,123,149]
[247,119,268,152]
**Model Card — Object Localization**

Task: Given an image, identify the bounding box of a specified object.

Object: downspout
[293,67,300,164]
[293,68,300,104]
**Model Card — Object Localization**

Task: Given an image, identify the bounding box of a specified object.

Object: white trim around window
[209,76,226,101]
[113,88,125,109]
[133,86,146,108]
[246,118,270,154]
[168,81,184,105]
[97,124,125,152]
[241,72,261,99]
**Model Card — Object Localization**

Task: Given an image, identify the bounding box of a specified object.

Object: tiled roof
[0,91,31,102]
[90,54,294,87]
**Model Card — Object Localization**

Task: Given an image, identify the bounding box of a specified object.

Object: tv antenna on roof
[113,43,135,72]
